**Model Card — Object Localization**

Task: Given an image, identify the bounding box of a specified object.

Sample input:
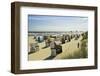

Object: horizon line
[28,31,88,33]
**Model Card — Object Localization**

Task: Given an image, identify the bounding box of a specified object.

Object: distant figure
[68,36,71,42]
[77,42,80,48]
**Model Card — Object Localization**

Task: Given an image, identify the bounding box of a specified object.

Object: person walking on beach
[77,42,80,48]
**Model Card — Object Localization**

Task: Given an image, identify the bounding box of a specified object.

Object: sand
[28,36,82,60]
[54,36,82,59]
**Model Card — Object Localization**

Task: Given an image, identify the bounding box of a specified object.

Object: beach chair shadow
[44,56,56,60]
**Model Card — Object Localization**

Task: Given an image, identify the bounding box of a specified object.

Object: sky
[28,15,88,32]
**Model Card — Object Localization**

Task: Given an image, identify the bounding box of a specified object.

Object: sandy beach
[28,35,83,60]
